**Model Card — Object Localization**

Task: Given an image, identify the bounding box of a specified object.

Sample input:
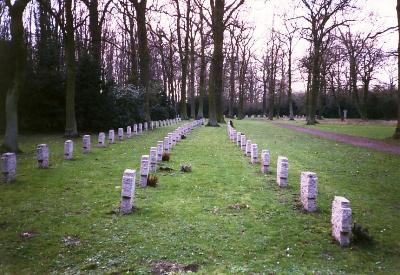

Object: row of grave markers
[120,119,206,214]
[1,118,182,184]
[227,122,351,247]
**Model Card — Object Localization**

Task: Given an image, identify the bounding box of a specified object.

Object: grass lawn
[1,120,400,273]
[279,119,397,141]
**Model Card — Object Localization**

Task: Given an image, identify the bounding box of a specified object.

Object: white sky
[242,0,398,91]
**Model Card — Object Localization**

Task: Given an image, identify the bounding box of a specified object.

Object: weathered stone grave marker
[1,153,16,183]
[64,140,73,160]
[277,156,289,187]
[251,144,258,164]
[118,128,124,141]
[246,140,252,156]
[157,141,163,162]
[109,130,115,144]
[98,132,106,147]
[164,137,170,152]
[37,144,49,169]
[140,155,150,187]
[236,132,242,147]
[261,150,270,173]
[120,169,136,214]
[331,196,352,246]
[240,135,246,152]
[149,147,157,172]
[127,126,132,138]
[82,135,91,154]
[300,172,318,212]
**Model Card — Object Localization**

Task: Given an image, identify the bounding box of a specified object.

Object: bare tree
[206,0,244,126]
[300,0,353,125]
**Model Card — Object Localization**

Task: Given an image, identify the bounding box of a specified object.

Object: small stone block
[109,130,115,144]
[251,144,258,164]
[64,140,73,160]
[140,155,149,187]
[261,149,270,173]
[37,144,49,168]
[98,132,106,147]
[277,156,289,187]
[82,135,91,154]
[1,152,16,183]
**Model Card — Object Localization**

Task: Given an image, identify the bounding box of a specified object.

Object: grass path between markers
[0,120,400,273]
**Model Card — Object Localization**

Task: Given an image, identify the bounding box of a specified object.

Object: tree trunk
[64,0,78,137]
[262,68,267,116]
[288,47,294,120]
[88,0,102,81]
[208,0,225,126]
[395,0,400,138]
[196,8,206,119]
[134,0,151,122]
[307,41,321,125]
[2,0,30,152]
[189,36,196,119]
[176,0,190,120]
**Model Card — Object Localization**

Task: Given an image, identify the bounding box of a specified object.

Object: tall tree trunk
[262,68,267,115]
[307,41,321,125]
[228,51,235,118]
[288,46,294,120]
[2,0,29,152]
[208,0,225,126]
[64,0,78,137]
[133,0,151,122]
[197,15,206,119]
[395,0,400,138]
[189,36,196,119]
[175,0,190,120]
[88,0,101,81]
[349,54,365,119]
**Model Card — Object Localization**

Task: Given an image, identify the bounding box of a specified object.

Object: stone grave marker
[236,132,242,147]
[98,132,106,147]
[157,141,163,162]
[37,144,49,169]
[300,172,318,212]
[118,128,124,141]
[331,196,352,246]
[246,140,252,156]
[64,140,73,160]
[1,153,16,183]
[164,137,170,152]
[140,155,150,187]
[240,135,246,152]
[82,135,91,154]
[120,169,136,214]
[127,126,132,138]
[261,150,270,173]
[251,144,258,164]
[109,130,115,144]
[277,156,289,187]
[149,147,157,172]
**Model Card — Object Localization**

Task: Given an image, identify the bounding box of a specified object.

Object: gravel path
[274,122,400,155]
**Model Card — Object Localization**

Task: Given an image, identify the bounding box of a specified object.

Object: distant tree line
[0,0,399,152]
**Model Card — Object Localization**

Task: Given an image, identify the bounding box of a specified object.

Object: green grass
[1,120,400,273]
[281,119,397,140]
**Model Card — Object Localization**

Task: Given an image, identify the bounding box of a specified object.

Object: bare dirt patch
[151,261,199,274]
